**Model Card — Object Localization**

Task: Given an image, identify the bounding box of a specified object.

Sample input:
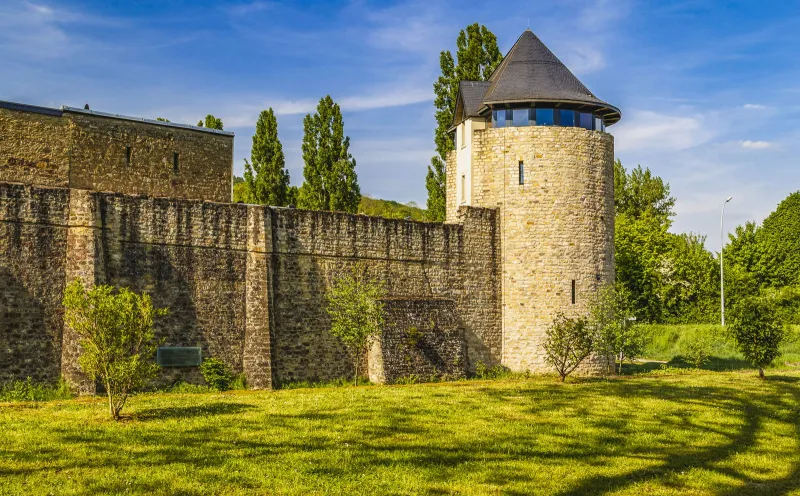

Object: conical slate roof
[459,29,620,126]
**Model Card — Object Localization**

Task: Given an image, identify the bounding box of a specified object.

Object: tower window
[461,123,466,149]
[512,109,529,126]
[125,146,131,166]
[461,174,466,204]
[173,152,179,173]
[536,108,554,126]
[518,161,524,185]
[559,109,575,127]
[571,280,576,305]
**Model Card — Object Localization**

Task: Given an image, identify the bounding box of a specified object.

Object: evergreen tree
[426,24,503,221]
[243,108,291,206]
[197,114,224,130]
[297,96,360,213]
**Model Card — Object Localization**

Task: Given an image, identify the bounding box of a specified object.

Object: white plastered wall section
[455,118,486,207]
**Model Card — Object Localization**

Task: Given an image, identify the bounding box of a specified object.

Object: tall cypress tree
[426,24,503,221]
[298,96,360,213]
[243,108,291,206]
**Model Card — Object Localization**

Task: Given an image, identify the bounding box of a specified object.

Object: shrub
[200,358,234,391]
[679,333,712,369]
[0,378,72,402]
[62,280,167,420]
[326,264,385,385]
[589,283,647,374]
[728,295,786,378]
[542,313,594,382]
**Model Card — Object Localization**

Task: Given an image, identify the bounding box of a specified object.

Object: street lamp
[720,196,733,326]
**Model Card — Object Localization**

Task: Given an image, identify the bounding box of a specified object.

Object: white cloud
[741,140,771,149]
[743,103,767,110]
[612,109,717,152]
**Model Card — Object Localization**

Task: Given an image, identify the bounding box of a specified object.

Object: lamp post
[720,196,733,327]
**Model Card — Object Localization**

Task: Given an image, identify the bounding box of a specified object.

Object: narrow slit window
[518,161,524,185]
[173,152,179,173]
[461,174,466,203]
[571,280,576,304]
[125,146,131,166]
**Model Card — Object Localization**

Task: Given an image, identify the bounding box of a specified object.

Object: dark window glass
[512,109,529,127]
[125,146,131,166]
[173,152,179,173]
[493,109,506,128]
[518,161,524,185]
[536,108,554,126]
[560,109,575,127]
[595,116,604,132]
[529,108,536,125]
[571,280,576,304]
[579,113,593,130]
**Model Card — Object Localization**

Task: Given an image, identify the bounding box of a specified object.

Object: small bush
[679,333,712,369]
[200,358,234,391]
[543,313,594,382]
[728,295,786,379]
[0,378,73,402]
[394,374,420,385]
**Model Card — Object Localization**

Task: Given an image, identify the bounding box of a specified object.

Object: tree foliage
[426,23,503,221]
[197,114,224,130]
[62,280,166,420]
[243,108,292,206]
[325,265,386,385]
[588,284,645,374]
[298,96,360,213]
[727,295,786,378]
[757,192,800,287]
[542,313,594,382]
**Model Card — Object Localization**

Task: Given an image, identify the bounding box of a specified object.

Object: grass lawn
[2,371,800,495]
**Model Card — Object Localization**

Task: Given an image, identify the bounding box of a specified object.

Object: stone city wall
[368,298,467,384]
[0,182,501,388]
[0,106,71,188]
[267,206,501,385]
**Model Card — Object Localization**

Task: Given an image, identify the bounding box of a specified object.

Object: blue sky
[2,0,799,252]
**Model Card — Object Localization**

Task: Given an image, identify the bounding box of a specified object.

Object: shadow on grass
[134,401,253,421]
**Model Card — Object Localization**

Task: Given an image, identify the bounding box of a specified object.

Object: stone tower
[446,29,621,373]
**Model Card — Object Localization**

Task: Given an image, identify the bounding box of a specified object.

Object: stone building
[0,100,233,202]
[0,29,619,390]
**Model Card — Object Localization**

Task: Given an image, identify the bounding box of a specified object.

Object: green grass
[2,371,800,495]
[636,324,800,372]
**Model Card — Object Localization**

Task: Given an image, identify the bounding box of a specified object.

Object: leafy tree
[243,108,292,206]
[588,284,645,374]
[232,176,247,203]
[197,114,224,130]
[358,196,427,221]
[614,160,676,221]
[728,295,786,378]
[426,23,503,221]
[542,313,594,382]
[298,96,360,213]
[62,280,167,420]
[757,192,800,287]
[325,265,386,385]
[155,117,171,122]
[660,233,719,323]
[615,210,671,321]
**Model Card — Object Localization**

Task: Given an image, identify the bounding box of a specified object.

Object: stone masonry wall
[0,106,234,203]
[470,126,615,374]
[67,112,233,203]
[368,298,467,384]
[266,206,500,385]
[0,108,71,188]
[0,183,69,384]
[0,182,500,389]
